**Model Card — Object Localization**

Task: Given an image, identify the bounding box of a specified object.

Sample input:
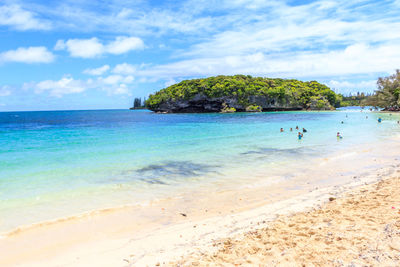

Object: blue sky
[1,0,400,111]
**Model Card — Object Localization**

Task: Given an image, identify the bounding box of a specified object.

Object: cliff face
[151,94,306,113]
[146,75,338,113]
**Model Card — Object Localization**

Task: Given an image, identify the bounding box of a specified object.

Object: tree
[133,97,142,108]
[365,70,400,109]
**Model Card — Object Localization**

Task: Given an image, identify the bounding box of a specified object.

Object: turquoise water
[1,108,400,231]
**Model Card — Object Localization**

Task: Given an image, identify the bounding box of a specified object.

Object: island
[145,75,341,113]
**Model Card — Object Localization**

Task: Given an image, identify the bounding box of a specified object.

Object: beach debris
[180,213,187,217]
[329,197,336,201]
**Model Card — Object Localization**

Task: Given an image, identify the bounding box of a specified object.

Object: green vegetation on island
[145,75,341,113]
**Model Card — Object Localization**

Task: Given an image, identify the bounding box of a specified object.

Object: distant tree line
[339,92,372,107]
[130,97,147,109]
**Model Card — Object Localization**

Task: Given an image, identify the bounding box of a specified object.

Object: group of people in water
[280,126,307,140]
[279,112,399,142]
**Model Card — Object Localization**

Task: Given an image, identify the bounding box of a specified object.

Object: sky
[0,0,400,111]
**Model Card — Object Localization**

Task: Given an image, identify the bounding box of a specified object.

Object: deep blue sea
[1,108,400,231]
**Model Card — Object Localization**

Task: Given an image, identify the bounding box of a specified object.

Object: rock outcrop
[146,75,339,113]
[151,94,308,113]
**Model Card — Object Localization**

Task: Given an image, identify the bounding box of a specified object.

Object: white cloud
[83,65,110,75]
[110,84,129,95]
[55,36,145,58]
[0,86,12,96]
[136,42,400,83]
[0,4,51,31]
[30,76,89,97]
[24,73,134,97]
[100,75,134,85]
[101,75,124,85]
[326,80,378,94]
[107,36,144,55]
[112,63,136,75]
[0,46,54,64]
[55,38,104,58]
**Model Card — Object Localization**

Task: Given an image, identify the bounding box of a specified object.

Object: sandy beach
[173,175,400,266]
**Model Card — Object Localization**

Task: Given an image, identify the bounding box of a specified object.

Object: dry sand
[173,176,400,266]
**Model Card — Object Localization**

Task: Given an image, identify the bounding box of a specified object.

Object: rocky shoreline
[150,94,332,113]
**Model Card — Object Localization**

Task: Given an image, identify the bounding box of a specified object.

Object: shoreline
[132,165,400,266]
[1,143,400,266]
[2,133,398,237]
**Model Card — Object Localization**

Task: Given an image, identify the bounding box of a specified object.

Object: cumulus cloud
[83,65,110,75]
[55,36,144,58]
[0,46,54,64]
[0,4,51,31]
[24,73,134,97]
[100,75,132,85]
[112,63,136,75]
[107,36,145,55]
[30,76,89,97]
[54,38,104,58]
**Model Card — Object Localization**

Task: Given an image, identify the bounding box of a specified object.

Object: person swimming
[341,121,344,124]
[302,128,307,133]
[290,127,293,131]
[298,132,303,140]
[295,126,299,130]
[337,132,343,139]
[280,128,284,132]
[378,117,382,123]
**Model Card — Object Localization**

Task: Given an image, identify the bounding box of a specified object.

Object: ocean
[1,108,400,232]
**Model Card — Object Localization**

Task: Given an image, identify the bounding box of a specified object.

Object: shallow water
[1,108,399,231]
